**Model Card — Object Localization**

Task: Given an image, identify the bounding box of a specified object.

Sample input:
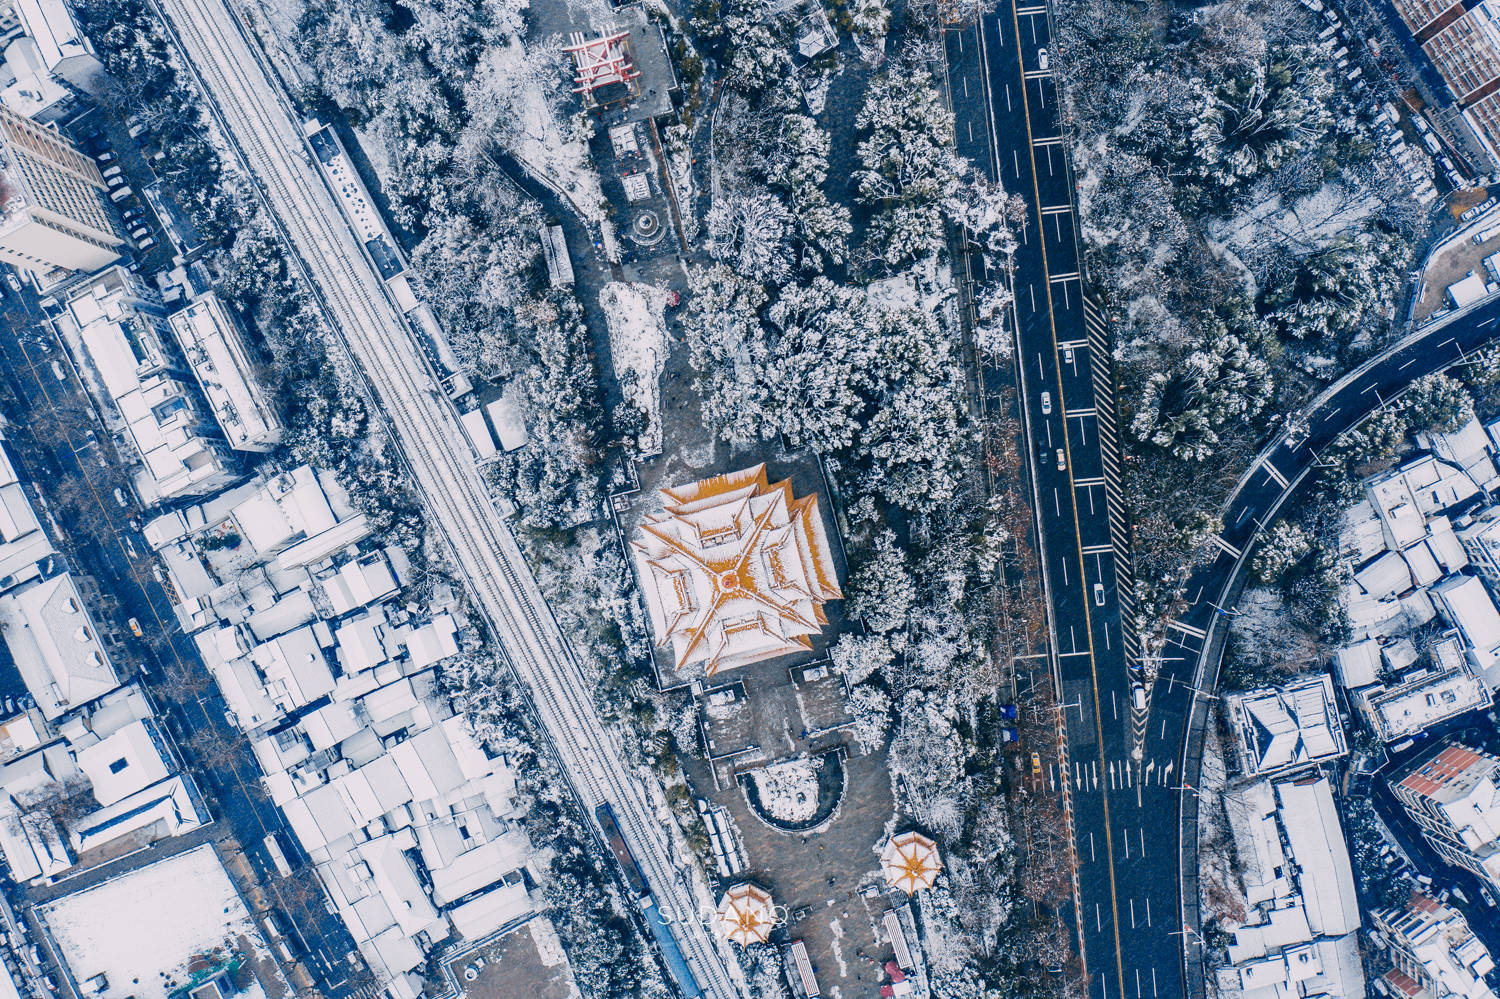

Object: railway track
[147,0,741,995]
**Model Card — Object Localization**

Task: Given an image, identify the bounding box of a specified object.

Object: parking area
[54,106,201,283]
[1414,202,1500,322]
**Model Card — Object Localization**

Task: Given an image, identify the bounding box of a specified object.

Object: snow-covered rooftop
[41,845,266,999]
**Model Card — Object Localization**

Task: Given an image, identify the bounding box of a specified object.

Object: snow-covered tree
[850,0,891,59]
[847,683,893,754]
[846,531,916,633]
[1183,46,1334,187]
[488,292,606,527]
[888,693,968,839]
[723,9,792,94]
[1401,372,1474,435]
[1260,232,1406,375]
[829,632,897,685]
[855,63,967,269]
[1130,321,1274,462]
[705,187,793,284]
[765,114,851,268]
[1250,521,1312,585]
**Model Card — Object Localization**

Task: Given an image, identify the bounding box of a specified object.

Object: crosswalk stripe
[1168,618,1207,639]
[1211,535,1242,558]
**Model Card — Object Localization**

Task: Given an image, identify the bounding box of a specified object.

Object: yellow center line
[1001,7,1128,997]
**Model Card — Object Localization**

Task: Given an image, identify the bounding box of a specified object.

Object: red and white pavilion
[563,28,641,107]
[631,464,842,677]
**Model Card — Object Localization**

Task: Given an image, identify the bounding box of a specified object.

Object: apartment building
[1391,741,1500,886]
[60,266,235,501]
[0,105,117,272]
[1372,892,1499,999]
[167,292,283,452]
[1389,0,1500,167]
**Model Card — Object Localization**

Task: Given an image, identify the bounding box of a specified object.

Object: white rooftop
[1230,675,1347,777]
[39,844,260,999]
[0,573,117,719]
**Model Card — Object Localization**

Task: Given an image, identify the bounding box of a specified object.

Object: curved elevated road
[1156,299,1500,997]
[146,1,740,996]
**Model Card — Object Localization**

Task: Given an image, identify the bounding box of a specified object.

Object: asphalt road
[0,282,368,999]
[944,6,1181,998]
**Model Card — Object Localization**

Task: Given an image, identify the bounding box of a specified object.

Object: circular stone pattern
[738,750,846,832]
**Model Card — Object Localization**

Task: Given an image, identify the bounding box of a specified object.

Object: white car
[1038,47,1049,70]
[1093,582,1106,606]
[1040,391,1052,414]
[5,272,20,293]
[1055,449,1066,471]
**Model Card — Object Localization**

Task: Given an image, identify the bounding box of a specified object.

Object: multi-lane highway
[147,1,740,996]
[944,4,1182,998]
[946,0,1500,993]
[1149,298,1500,997]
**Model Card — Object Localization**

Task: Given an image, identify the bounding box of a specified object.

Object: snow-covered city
[0,0,1499,996]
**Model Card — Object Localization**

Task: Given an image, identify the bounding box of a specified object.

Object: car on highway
[1030,752,1041,777]
[1055,449,1066,471]
[1132,684,1146,710]
[1038,47,1049,70]
[1040,391,1051,414]
[1093,582,1105,606]
[1063,346,1074,365]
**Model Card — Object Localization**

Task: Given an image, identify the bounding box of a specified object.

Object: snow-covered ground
[600,281,670,456]
[750,756,823,823]
[866,256,951,314]
[40,845,265,999]
[479,38,607,224]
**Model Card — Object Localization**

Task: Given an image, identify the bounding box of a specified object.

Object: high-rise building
[1390,741,1500,886]
[0,105,118,273]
